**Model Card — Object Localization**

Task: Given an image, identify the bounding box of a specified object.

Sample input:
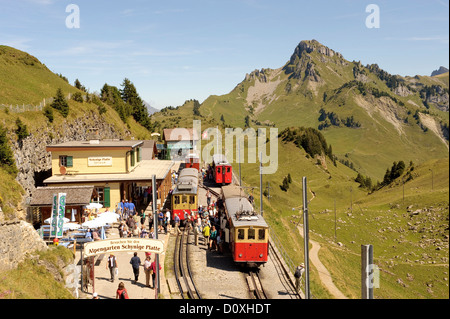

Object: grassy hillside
[0,46,79,105]
[222,134,448,299]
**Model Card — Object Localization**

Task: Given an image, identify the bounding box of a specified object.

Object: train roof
[222,185,268,228]
[221,185,245,199]
[178,168,199,178]
[225,197,268,228]
[212,154,230,166]
[173,168,198,195]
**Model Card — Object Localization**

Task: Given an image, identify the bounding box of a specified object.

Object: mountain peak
[431,66,449,77]
[289,40,343,63]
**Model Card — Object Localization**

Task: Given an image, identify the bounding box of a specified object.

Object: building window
[59,155,73,168]
[93,187,110,208]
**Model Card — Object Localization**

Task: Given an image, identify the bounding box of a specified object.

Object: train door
[225,165,232,184]
[216,166,223,184]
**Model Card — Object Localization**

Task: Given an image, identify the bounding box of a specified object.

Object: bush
[15,118,29,142]
[71,92,84,103]
[43,106,54,123]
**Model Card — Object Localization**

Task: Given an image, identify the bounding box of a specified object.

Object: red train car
[221,185,269,268]
[212,154,232,185]
[185,153,200,170]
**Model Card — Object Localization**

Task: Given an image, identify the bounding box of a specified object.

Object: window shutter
[66,156,73,167]
[137,148,142,162]
[130,150,135,167]
[104,187,110,208]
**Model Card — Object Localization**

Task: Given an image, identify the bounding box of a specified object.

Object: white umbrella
[81,219,106,229]
[86,203,103,210]
[97,212,120,224]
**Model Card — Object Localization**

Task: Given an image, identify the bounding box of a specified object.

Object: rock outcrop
[0,219,48,272]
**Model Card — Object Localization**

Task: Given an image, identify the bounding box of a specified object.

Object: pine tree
[120,78,152,131]
[51,88,69,118]
[0,124,18,176]
[15,118,29,142]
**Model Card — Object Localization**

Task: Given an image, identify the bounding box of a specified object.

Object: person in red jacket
[116,282,129,299]
[150,260,161,289]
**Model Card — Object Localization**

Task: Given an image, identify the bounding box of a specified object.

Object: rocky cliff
[0,219,48,272]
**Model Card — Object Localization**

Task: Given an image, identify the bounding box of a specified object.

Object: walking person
[202,222,210,247]
[130,252,141,284]
[209,225,217,251]
[206,189,212,206]
[106,253,118,283]
[294,263,305,293]
[144,255,152,288]
[116,282,129,299]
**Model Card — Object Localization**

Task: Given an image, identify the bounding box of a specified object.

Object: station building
[42,139,174,213]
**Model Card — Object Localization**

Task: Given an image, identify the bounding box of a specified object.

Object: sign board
[88,156,113,167]
[83,238,165,257]
[50,193,66,238]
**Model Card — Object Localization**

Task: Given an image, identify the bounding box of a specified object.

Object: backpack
[120,289,129,299]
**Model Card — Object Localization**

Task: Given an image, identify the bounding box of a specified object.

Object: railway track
[173,228,202,299]
[247,270,268,299]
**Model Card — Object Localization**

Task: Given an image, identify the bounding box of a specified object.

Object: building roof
[141,140,158,159]
[30,185,94,207]
[44,160,174,185]
[46,140,143,151]
[163,128,199,142]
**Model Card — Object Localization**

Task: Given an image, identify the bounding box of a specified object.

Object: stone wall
[0,219,48,272]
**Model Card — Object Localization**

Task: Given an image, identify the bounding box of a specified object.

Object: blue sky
[0,0,448,109]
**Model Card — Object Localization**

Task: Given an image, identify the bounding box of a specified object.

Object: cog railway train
[171,155,269,267]
[220,185,269,267]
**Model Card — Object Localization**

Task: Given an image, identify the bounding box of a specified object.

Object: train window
[189,195,195,204]
[174,196,180,205]
[237,229,245,240]
[182,195,188,204]
[226,167,231,173]
[258,229,266,241]
[248,228,255,240]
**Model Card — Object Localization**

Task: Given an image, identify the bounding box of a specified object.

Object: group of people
[173,194,226,253]
[106,252,162,299]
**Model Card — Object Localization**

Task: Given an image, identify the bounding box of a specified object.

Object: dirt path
[297,225,348,299]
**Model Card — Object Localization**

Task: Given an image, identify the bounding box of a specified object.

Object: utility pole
[267,182,271,201]
[334,198,337,243]
[152,175,160,298]
[238,143,241,186]
[361,244,375,299]
[430,169,434,190]
[302,177,311,299]
[259,152,263,217]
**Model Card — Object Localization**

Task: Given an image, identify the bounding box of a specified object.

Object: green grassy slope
[226,135,448,299]
[0,46,79,105]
